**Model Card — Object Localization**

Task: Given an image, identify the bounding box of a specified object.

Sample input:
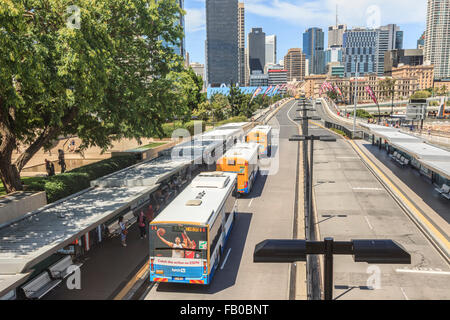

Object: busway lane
[307,118,450,300]
[144,100,300,300]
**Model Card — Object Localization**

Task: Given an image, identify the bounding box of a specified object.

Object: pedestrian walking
[119,216,127,247]
[45,159,53,177]
[58,149,66,173]
[138,210,147,239]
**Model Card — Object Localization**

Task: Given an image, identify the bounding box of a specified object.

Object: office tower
[265,35,277,66]
[206,0,239,86]
[267,65,288,86]
[377,24,403,75]
[303,28,325,74]
[343,28,378,77]
[384,49,424,75]
[328,25,347,48]
[190,62,206,90]
[284,48,306,82]
[417,31,426,50]
[424,0,450,79]
[325,46,343,65]
[343,24,402,77]
[238,2,246,86]
[248,28,266,74]
[160,0,185,59]
[249,71,269,86]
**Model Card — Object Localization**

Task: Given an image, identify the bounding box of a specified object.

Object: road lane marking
[114,261,149,300]
[336,156,360,159]
[400,287,409,300]
[396,269,450,275]
[310,119,450,259]
[353,187,384,191]
[348,140,450,253]
[364,216,374,230]
[248,199,254,207]
[220,248,232,270]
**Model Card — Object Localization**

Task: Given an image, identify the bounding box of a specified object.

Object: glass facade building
[248,28,266,74]
[343,25,403,77]
[303,28,326,75]
[206,0,239,86]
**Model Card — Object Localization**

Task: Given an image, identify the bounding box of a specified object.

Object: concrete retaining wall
[0,192,47,226]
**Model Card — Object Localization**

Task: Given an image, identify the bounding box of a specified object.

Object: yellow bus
[246,125,272,157]
[216,143,259,194]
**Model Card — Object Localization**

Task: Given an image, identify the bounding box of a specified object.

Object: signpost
[406,99,427,130]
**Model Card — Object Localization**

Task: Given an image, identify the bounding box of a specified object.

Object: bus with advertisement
[246,125,272,157]
[149,172,238,285]
[216,143,259,195]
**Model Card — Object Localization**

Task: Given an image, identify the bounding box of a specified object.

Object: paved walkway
[43,223,149,300]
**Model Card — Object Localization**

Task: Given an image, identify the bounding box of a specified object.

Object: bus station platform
[364,124,450,185]
[0,155,197,299]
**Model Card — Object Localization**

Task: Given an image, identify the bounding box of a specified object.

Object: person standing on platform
[138,210,146,239]
[119,216,127,247]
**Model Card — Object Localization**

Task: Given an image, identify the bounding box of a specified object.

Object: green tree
[0,0,189,193]
[410,90,432,99]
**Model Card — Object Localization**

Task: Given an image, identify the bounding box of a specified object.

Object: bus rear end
[247,131,270,157]
[217,157,250,194]
[149,223,210,284]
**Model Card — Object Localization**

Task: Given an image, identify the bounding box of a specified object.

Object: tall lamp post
[353,57,359,137]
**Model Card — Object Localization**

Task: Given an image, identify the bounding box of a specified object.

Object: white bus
[149,172,238,285]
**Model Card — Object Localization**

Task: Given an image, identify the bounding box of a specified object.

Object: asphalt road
[310,101,450,300]
[144,100,300,300]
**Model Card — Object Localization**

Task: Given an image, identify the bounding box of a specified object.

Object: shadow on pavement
[155,212,253,295]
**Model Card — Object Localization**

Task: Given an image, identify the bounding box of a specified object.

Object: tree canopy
[0,0,196,193]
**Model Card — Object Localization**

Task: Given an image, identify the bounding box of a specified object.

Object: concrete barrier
[0,192,47,226]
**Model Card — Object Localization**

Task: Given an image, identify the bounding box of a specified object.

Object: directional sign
[406,103,427,120]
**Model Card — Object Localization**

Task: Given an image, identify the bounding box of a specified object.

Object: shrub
[356,109,373,119]
[161,121,206,138]
[215,116,248,127]
[23,155,137,203]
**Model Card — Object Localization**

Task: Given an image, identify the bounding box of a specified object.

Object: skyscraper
[342,24,403,77]
[248,28,266,74]
[343,28,378,77]
[265,35,277,66]
[284,48,306,82]
[377,24,403,75]
[206,0,239,86]
[328,25,347,48]
[303,28,325,75]
[417,31,426,50]
[424,0,450,79]
[238,2,246,86]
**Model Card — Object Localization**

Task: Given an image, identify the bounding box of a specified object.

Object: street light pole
[353,58,359,137]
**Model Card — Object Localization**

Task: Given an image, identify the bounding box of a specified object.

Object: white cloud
[244,0,426,28]
[185,7,206,33]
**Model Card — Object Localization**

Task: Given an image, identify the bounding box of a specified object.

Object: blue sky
[185,0,427,65]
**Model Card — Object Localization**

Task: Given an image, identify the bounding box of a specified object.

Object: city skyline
[185,0,427,65]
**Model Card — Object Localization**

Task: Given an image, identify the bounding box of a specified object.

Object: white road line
[248,199,254,207]
[336,157,360,159]
[352,187,384,191]
[396,269,450,275]
[286,101,299,125]
[364,216,374,230]
[220,248,232,270]
[400,287,409,300]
